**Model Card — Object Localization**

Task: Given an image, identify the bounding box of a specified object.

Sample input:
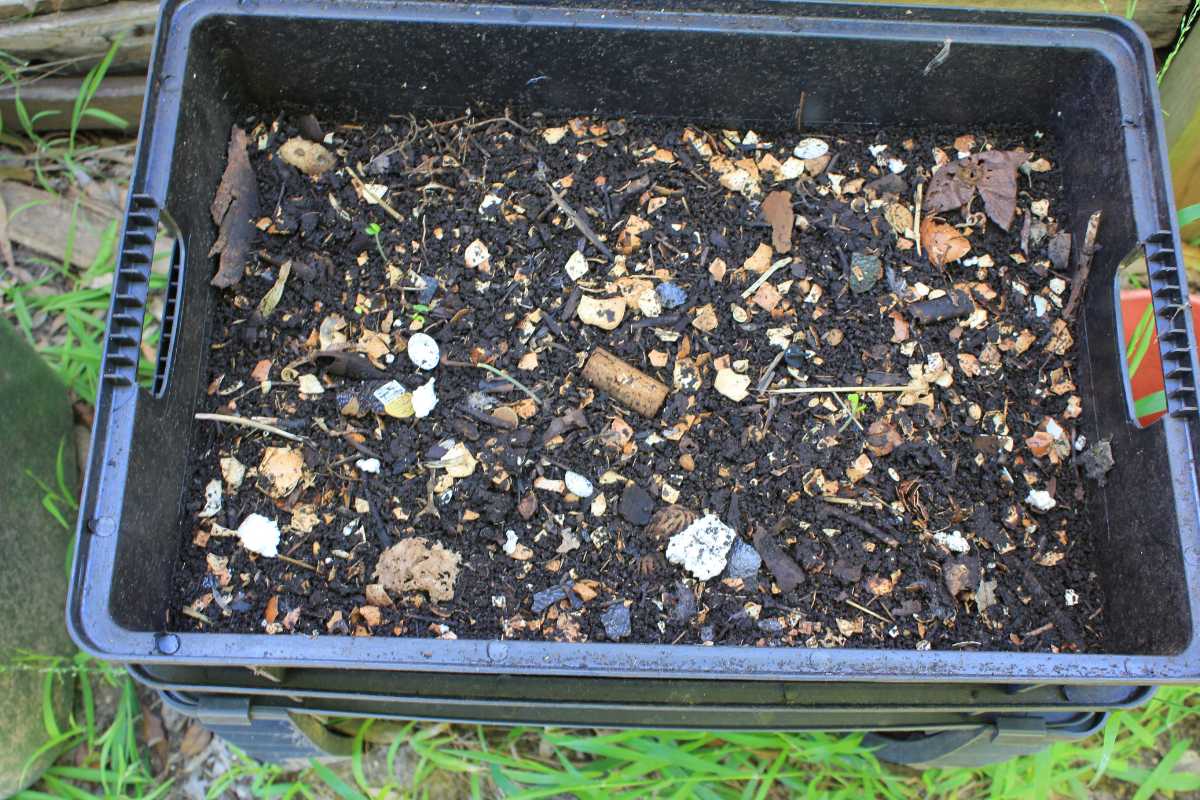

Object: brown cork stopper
[581,348,670,418]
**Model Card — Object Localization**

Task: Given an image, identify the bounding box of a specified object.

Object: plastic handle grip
[101,194,160,388]
[1144,230,1199,417]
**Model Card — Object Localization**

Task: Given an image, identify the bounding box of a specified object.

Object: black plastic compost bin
[69,0,1200,752]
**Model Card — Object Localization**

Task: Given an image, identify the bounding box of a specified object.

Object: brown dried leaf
[889,311,909,343]
[884,202,913,236]
[691,304,719,332]
[264,595,279,624]
[209,126,259,288]
[943,555,980,596]
[924,149,1027,231]
[365,583,394,607]
[742,243,774,274]
[865,419,903,457]
[866,574,895,597]
[258,446,304,499]
[920,218,970,267]
[374,538,462,602]
[762,190,794,253]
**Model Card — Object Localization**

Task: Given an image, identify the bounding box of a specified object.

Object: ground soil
[171,110,1103,653]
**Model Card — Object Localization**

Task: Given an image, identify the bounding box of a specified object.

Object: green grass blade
[1181,203,1200,229]
[308,760,369,800]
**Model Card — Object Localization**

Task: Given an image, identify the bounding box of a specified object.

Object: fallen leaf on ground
[374,538,461,602]
[257,259,291,317]
[714,368,751,401]
[865,420,903,456]
[209,126,259,288]
[742,242,774,274]
[258,446,304,498]
[279,137,336,175]
[920,218,970,267]
[924,149,1027,231]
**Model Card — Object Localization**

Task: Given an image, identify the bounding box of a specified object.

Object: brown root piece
[1063,210,1101,322]
[581,348,669,418]
[762,190,794,253]
[208,125,259,288]
[752,522,806,593]
[822,506,900,548]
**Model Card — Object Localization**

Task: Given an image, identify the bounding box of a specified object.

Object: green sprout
[847,392,866,418]
[411,303,430,328]
[364,221,387,263]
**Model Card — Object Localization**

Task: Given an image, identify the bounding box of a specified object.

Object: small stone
[784,344,806,368]
[198,479,223,519]
[407,332,440,370]
[665,514,737,580]
[725,539,762,579]
[600,603,632,640]
[1064,589,1080,607]
[848,252,882,294]
[564,471,595,498]
[619,483,655,525]
[793,138,829,159]
[503,530,519,556]
[564,250,588,281]
[660,483,680,504]
[1079,440,1115,485]
[657,282,688,309]
[355,458,381,474]
[1026,489,1057,512]
[412,378,438,418]
[532,586,568,614]
[578,295,627,330]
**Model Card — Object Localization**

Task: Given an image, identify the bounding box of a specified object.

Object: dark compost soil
[171,110,1105,653]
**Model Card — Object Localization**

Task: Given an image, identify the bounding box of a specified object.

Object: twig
[740,257,792,299]
[347,166,404,223]
[468,113,531,134]
[180,607,213,625]
[823,505,899,547]
[833,393,864,432]
[194,413,307,442]
[846,598,890,625]
[545,183,613,261]
[765,384,914,395]
[914,183,923,257]
[1063,210,1101,322]
[276,554,317,572]
[819,496,884,510]
[444,360,543,405]
[756,351,786,393]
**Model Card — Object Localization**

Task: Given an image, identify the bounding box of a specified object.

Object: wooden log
[0,75,144,133]
[1161,25,1200,240]
[582,348,670,418]
[0,2,157,73]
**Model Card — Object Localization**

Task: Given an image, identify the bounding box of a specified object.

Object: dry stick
[276,554,317,572]
[545,183,614,261]
[180,607,213,625]
[194,413,307,442]
[765,384,914,395]
[820,496,884,510]
[444,359,544,405]
[914,183,923,258]
[823,504,899,547]
[1063,210,1102,322]
[740,257,793,300]
[347,166,404,223]
[846,598,890,625]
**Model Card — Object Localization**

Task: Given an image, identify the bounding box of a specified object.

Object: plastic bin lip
[69,0,1200,683]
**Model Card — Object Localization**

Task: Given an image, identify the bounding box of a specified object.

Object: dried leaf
[924,149,1027,231]
[884,202,913,236]
[645,505,699,540]
[209,126,259,288]
[691,304,719,332]
[889,311,909,343]
[264,595,280,623]
[374,538,461,602]
[365,583,394,607]
[258,447,304,498]
[714,368,751,401]
[762,190,794,253]
[257,259,291,317]
[742,242,773,274]
[920,218,970,267]
[865,420,903,457]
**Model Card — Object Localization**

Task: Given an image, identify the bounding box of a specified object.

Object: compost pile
[174,109,1110,653]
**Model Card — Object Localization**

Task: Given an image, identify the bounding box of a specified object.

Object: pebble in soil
[173,112,1102,654]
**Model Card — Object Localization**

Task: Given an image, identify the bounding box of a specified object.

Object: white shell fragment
[934,530,971,554]
[355,458,381,474]
[714,368,751,402]
[237,513,281,557]
[413,378,438,417]
[1026,489,1057,512]
[564,471,595,498]
[1065,589,1080,606]
[503,530,520,556]
[464,239,490,268]
[793,138,829,159]
[298,373,325,395]
[665,514,738,580]
[407,332,441,370]
[199,479,223,518]
[564,250,589,281]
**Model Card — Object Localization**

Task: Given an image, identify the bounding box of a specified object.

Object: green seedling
[847,392,866,418]
[363,221,387,264]
[411,303,430,328]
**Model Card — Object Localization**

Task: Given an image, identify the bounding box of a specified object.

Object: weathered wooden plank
[1162,28,1200,240]
[0,2,156,72]
[0,75,144,133]
[0,181,118,270]
[0,0,107,21]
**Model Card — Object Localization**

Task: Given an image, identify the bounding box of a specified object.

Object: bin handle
[1141,229,1199,417]
[100,193,160,389]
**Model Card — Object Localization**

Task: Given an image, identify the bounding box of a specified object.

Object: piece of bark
[907,289,974,324]
[752,523,806,593]
[0,75,144,133]
[762,190,794,253]
[0,181,117,270]
[581,348,670,418]
[0,2,156,73]
[1063,211,1101,322]
[208,125,259,288]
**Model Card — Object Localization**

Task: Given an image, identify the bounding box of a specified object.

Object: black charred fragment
[907,289,974,324]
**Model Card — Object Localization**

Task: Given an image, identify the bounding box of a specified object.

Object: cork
[582,348,670,418]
